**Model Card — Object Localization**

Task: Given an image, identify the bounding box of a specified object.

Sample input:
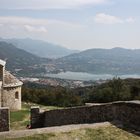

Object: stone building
[0,59,23,110]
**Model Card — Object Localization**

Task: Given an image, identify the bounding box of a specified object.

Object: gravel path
[0,122,111,139]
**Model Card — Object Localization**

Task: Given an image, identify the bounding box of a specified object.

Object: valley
[1,40,140,79]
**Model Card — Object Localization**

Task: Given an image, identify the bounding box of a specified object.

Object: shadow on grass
[111,121,140,137]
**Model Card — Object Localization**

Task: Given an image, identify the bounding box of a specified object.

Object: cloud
[0,16,48,34]
[0,16,85,50]
[94,13,135,24]
[0,16,48,26]
[0,16,82,40]
[0,0,110,10]
[126,17,135,23]
[0,16,81,27]
[94,13,123,24]
[24,25,47,33]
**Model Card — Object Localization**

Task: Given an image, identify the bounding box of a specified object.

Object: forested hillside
[0,41,51,76]
[22,78,140,107]
[56,47,140,74]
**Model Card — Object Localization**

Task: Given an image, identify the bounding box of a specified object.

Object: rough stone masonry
[0,107,9,132]
[31,101,140,131]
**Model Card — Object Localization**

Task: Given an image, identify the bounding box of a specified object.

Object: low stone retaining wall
[31,101,140,131]
[0,107,9,132]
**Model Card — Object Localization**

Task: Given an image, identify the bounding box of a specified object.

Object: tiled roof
[3,70,23,88]
[0,59,6,66]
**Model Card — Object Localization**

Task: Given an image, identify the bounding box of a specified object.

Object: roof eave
[0,59,6,67]
[3,82,23,88]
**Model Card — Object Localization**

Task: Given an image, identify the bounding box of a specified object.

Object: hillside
[1,42,140,77]
[0,38,78,58]
[56,47,140,74]
[0,41,50,76]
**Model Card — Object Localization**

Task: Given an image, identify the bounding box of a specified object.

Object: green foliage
[87,78,137,103]
[22,78,140,106]
[22,84,83,107]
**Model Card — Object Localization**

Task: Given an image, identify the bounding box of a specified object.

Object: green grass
[10,102,63,130]
[5,125,140,140]
[10,110,30,130]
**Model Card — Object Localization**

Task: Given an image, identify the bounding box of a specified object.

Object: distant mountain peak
[0,38,79,58]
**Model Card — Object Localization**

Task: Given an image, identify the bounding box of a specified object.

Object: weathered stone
[0,107,9,132]
[31,107,45,128]
[2,87,22,110]
[30,101,140,131]
[0,59,23,110]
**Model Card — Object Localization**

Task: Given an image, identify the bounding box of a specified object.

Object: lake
[46,71,140,81]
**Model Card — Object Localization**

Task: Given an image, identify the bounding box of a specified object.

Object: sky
[0,0,140,50]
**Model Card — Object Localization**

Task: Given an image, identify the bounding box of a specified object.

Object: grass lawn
[10,102,63,130]
[5,125,140,140]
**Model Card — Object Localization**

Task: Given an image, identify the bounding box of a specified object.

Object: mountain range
[0,38,78,58]
[1,38,140,76]
[0,41,51,76]
[55,47,140,75]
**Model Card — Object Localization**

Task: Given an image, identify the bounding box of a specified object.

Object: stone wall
[0,65,4,108]
[2,86,22,110]
[31,107,45,128]
[0,107,9,132]
[0,82,2,107]
[0,65,4,81]
[115,102,140,130]
[30,101,140,131]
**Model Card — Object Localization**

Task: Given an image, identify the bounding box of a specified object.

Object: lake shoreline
[45,71,140,81]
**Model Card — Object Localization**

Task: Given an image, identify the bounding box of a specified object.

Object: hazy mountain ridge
[0,38,78,58]
[0,41,51,76]
[55,47,140,74]
[1,41,140,76]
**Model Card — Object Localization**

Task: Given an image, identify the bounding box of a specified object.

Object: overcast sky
[0,0,139,50]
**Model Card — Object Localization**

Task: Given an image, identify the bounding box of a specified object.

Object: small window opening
[15,92,19,99]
